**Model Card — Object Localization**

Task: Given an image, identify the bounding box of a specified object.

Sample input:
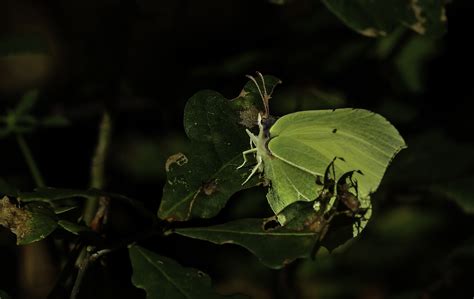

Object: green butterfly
[238,72,406,219]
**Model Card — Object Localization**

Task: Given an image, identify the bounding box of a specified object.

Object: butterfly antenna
[246,72,270,118]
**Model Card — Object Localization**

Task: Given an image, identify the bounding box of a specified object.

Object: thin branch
[16,133,45,188]
[83,112,112,225]
[70,248,92,299]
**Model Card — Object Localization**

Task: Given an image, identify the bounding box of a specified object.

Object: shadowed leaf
[321,0,446,37]
[129,245,246,299]
[175,213,320,269]
[0,197,57,245]
[158,76,281,222]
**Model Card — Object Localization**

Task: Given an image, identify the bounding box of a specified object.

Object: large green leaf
[175,210,321,269]
[321,0,446,37]
[129,245,245,299]
[158,76,281,222]
[0,196,57,245]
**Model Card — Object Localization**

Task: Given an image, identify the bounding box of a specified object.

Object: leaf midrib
[136,246,191,299]
[177,228,315,237]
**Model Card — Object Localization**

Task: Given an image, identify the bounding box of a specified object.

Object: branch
[16,134,45,188]
[83,112,112,226]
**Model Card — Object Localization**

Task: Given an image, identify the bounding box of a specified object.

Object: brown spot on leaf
[359,28,387,37]
[165,153,188,172]
[202,179,218,196]
[0,196,32,241]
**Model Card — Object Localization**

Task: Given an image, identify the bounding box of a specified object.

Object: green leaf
[321,0,446,37]
[129,245,245,299]
[0,197,58,245]
[175,214,320,269]
[58,220,92,235]
[158,76,281,222]
[0,290,11,299]
[0,34,49,56]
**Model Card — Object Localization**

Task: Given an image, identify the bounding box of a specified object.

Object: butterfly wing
[267,108,406,212]
[262,155,322,214]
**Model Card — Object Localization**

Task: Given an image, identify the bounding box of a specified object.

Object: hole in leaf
[263,218,280,231]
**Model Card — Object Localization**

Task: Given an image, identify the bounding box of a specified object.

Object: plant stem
[83,112,112,225]
[16,133,45,188]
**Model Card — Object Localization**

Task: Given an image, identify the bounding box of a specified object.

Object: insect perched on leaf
[237,72,406,221]
[309,158,370,256]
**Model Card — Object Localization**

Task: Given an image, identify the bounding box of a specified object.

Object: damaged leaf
[321,0,446,37]
[158,76,281,222]
[0,196,57,245]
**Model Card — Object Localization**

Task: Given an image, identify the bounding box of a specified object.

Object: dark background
[1,0,473,298]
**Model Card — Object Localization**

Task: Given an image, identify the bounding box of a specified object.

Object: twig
[83,112,112,225]
[72,112,112,298]
[70,247,113,299]
[70,247,93,299]
[16,133,45,188]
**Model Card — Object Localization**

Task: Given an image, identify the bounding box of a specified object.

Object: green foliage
[0,91,69,138]
[0,197,57,245]
[175,217,317,269]
[2,1,470,297]
[321,0,447,37]
[58,220,92,235]
[129,245,245,299]
[158,76,281,222]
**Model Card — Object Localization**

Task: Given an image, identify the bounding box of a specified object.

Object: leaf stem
[16,133,45,188]
[83,112,112,225]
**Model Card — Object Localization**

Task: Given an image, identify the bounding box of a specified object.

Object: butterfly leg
[241,154,262,185]
[236,148,257,169]
[245,129,259,147]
